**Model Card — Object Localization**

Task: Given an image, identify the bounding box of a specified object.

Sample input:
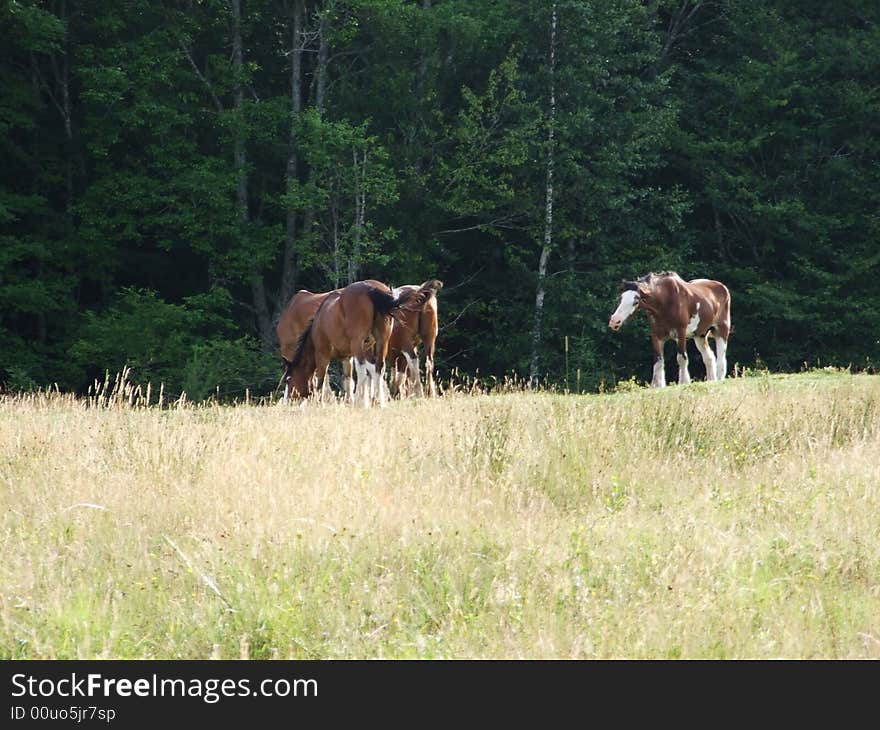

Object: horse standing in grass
[608,271,731,387]
[388,281,442,398]
[276,289,353,402]
[285,279,443,406]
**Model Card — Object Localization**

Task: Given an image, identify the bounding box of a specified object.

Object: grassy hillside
[2,370,879,658]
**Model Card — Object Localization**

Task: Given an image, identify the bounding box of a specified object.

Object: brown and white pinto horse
[388,281,442,398]
[286,279,443,406]
[276,289,353,402]
[608,271,731,387]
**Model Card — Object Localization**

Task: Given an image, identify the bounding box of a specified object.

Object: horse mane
[288,318,315,371]
[289,292,337,371]
[640,271,681,283]
[620,271,681,292]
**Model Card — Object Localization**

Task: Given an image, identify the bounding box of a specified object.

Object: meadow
[2,369,879,659]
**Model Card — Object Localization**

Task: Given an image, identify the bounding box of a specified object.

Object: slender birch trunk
[529,3,557,386]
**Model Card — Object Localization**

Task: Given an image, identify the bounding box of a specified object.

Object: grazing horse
[388,281,442,398]
[276,289,353,402]
[608,271,731,387]
[286,279,443,406]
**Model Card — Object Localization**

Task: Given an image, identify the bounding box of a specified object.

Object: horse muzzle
[608,318,622,331]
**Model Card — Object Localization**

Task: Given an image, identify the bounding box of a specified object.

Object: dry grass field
[1,369,879,659]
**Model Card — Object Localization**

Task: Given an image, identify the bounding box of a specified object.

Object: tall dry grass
[1,369,879,658]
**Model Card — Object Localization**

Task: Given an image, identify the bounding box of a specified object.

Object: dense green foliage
[2,0,878,397]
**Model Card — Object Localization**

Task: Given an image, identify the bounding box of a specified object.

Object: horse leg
[676,331,691,385]
[352,356,370,407]
[356,352,381,407]
[373,321,392,408]
[406,351,424,398]
[694,335,717,382]
[424,340,437,397]
[714,328,729,381]
[651,335,666,388]
[343,358,355,403]
[313,354,331,403]
[391,356,406,398]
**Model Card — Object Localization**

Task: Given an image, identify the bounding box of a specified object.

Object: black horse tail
[368,279,443,322]
[366,288,399,317]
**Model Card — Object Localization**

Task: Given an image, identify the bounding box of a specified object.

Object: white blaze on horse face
[609,290,640,330]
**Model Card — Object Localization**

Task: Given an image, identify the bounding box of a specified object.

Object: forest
[2,0,878,399]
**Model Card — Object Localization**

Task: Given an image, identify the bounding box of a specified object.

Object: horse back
[687,279,731,327]
[278,289,334,360]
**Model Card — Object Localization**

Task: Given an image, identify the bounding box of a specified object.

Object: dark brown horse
[286,279,443,406]
[608,271,731,387]
[388,281,442,398]
[276,289,353,402]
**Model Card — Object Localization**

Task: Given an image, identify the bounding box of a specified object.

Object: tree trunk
[418,0,432,89]
[301,10,331,277]
[315,12,329,114]
[279,0,304,310]
[348,149,367,284]
[231,0,274,348]
[529,3,557,386]
[712,201,726,260]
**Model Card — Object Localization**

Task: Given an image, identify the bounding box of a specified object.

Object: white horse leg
[342,358,354,403]
[411,354,424,398]
[403,352,422,398]
[425,355,437,397]
[353,358,369,407]
[392,362,407,398]
[363,360,381,407]
[283,381,289,404]
[677,352,691,385]
[651,355,666,388]
[377,364,390,408]
[694,335,717,382]
[715,337,728,380]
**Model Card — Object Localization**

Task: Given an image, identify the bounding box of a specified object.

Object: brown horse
[608,271,731,387]
[388,282,442,398]
[286,279,443,406]
[276,289,353,402]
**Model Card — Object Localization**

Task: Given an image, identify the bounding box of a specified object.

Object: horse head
[609,279,649,331]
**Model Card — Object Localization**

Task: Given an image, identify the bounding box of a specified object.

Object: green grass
[2,370,879,658]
